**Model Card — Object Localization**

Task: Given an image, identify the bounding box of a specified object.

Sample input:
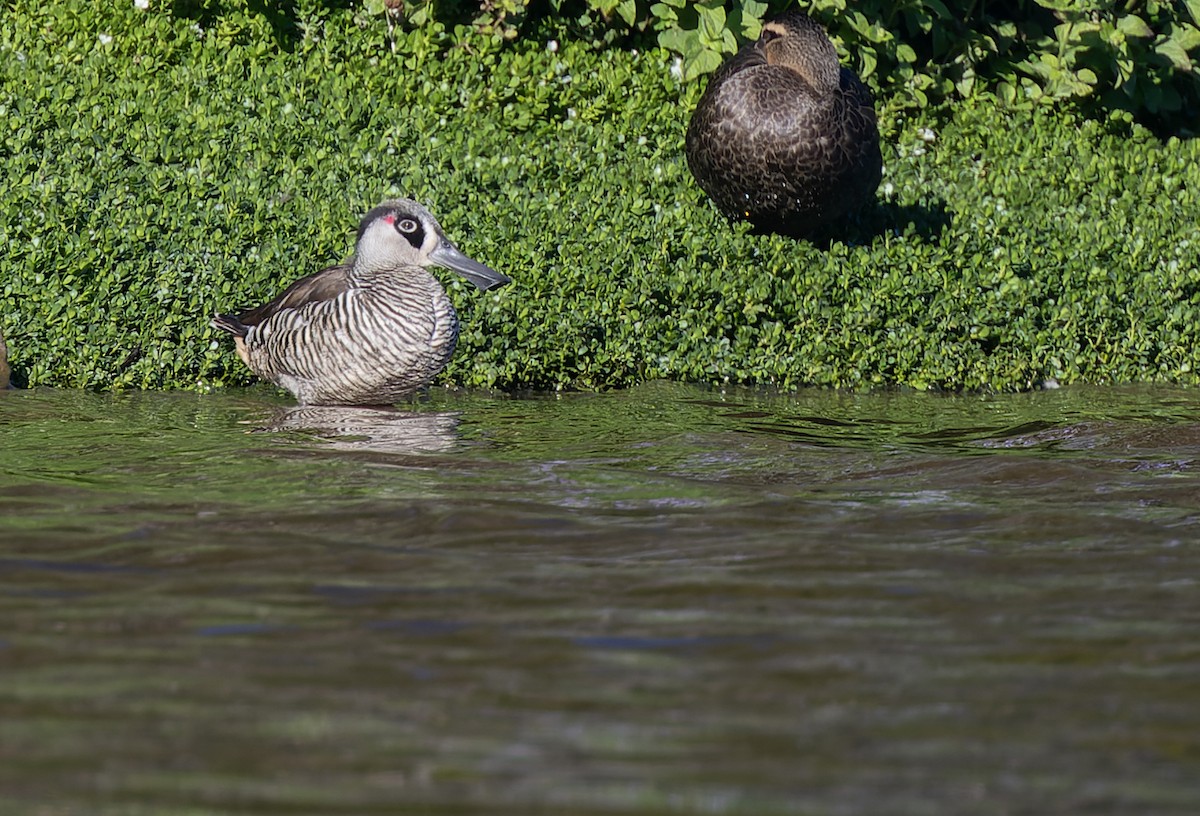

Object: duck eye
[397,218,419,233]
[760,27,782,44]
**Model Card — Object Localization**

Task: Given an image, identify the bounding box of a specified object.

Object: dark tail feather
[211,313,249,337]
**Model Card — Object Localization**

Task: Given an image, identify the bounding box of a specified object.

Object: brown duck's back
[685,28,881,238]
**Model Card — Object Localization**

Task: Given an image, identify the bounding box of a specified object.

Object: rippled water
[3,382,1199,814]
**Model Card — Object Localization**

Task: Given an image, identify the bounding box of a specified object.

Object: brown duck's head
[756,11,841,94]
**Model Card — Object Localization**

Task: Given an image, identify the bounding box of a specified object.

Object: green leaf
[742,0,768,19]
[648,3,679,24]
[1156,38,1194,71]
[684,48,723,81]
[616,0,637,27]
[727,3,763,41]
[1186,0,1200,27]
[859,47,877,79]
[656,27,693,55]
[1116,14,1153,38]
[697,3,727,41]
[1175,24,1200,51]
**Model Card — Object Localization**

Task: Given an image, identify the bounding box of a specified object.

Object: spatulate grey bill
[211,198,510,407]
[685,11,882,239]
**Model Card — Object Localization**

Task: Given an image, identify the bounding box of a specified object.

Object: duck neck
[762,24,840,94]
[349,247,409,283]
[789,51,840,94]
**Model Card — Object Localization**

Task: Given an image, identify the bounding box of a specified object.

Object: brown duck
[685,11,882,238]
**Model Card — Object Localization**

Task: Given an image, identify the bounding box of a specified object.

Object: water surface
[2,382,1199,814]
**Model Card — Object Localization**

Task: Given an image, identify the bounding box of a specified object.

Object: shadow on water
[2,381,1200,814]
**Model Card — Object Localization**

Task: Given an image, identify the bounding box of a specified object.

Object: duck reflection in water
[253,404,462,455]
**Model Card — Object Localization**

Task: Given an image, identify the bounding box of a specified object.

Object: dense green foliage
[1,1,1198,394]
[371,0,1200,127]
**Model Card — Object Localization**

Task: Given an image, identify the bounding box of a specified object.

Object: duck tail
[210,313,249,337]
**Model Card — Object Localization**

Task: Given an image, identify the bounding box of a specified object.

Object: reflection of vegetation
[1,2,1198,395]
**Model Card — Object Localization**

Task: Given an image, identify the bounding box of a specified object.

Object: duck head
[355,198,511,291]
[756,12,840,94]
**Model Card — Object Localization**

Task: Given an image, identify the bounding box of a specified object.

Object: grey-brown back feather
[237,261,355,326]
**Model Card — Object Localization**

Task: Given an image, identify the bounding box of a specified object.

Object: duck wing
[712,41,766,84]
[237,260,355,326]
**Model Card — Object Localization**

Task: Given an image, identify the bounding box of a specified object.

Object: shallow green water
[2,382,1199,815]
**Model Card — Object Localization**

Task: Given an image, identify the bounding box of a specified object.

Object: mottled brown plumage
[685,11,882,238]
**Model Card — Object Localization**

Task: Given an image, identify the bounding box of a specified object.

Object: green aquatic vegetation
[0,1,1198,394]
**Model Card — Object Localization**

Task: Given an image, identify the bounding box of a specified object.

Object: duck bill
[431,239,511,292]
